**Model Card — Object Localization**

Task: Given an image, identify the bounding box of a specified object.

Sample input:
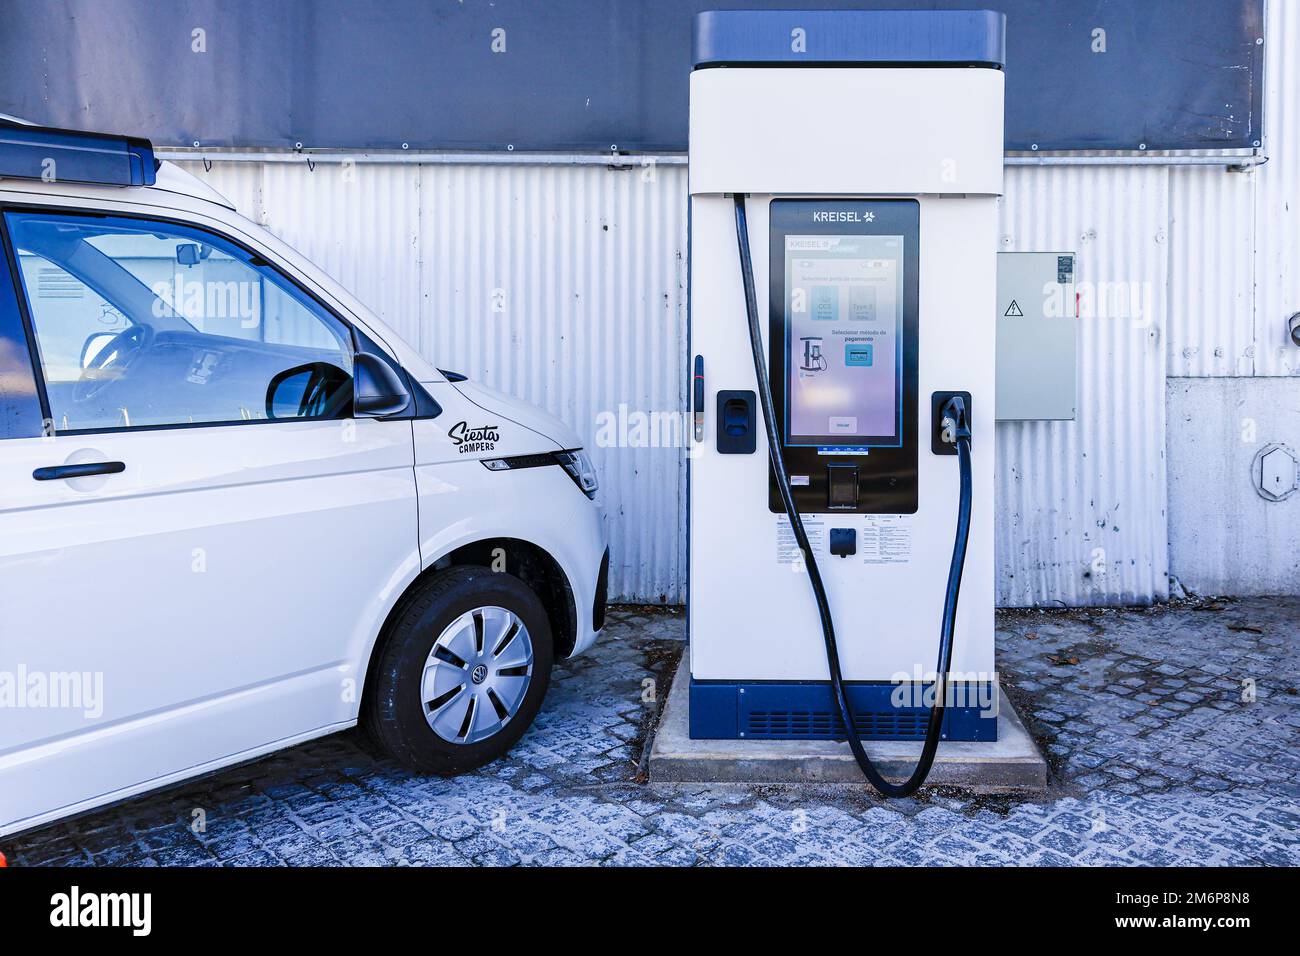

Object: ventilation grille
[746,709,928,740]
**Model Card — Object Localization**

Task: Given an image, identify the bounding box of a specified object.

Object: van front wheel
[367,566,554,774]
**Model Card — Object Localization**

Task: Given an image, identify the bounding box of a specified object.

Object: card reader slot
[826,463,860,509]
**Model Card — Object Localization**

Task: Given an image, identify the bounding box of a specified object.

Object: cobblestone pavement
[6,598,1297,867]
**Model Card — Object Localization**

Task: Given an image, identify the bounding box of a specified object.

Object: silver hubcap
[421,606,534,744]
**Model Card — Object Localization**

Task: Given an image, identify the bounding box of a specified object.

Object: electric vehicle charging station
[686,9,1005,795]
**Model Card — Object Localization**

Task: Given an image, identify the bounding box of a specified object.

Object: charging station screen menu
[784,235,903,446]
[767,199,919,515]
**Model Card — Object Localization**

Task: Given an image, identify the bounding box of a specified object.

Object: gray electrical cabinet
[996,252,1078,421]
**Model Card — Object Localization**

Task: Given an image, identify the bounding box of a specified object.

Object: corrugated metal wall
[170,1,1295,606]
[1167,165,1256,378]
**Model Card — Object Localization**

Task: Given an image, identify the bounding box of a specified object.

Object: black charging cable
[732,194,973,797]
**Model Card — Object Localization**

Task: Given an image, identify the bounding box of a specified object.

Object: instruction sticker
[861,516,912,564]
[777,516,825,566]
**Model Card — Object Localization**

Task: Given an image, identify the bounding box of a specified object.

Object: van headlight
[481,449,600,499]
[554,449,599,498]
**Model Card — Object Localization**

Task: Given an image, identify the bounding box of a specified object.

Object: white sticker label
[862,516,912,564]
[776,516,824,565]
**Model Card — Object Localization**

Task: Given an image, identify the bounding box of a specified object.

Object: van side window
[4,211,354,433]
[0,253,44,439]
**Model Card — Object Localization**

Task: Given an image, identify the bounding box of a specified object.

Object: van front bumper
[566,500,609,658]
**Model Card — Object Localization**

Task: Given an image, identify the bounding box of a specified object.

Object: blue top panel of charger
[693,9,1005,69]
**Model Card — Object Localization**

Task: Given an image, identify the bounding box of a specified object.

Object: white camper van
[0,121,609,837]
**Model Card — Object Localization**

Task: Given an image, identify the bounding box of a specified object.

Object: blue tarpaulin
[0,0,1265,152]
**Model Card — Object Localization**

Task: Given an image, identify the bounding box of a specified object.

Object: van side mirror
[354,351,411,418]
[265,362,352,420]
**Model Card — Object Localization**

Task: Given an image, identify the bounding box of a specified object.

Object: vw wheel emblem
[471,664,488,684]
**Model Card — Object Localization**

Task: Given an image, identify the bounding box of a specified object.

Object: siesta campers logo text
[449,421,501,454]
[50,886,151,936]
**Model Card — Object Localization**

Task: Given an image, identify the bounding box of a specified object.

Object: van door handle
[33,461,126,481]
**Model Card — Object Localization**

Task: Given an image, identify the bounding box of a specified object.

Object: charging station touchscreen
[785,235,903,446]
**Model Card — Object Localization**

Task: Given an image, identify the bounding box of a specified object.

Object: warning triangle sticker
[1004,299,1024,317]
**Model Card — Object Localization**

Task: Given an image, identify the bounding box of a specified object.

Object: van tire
[366,566,554,774]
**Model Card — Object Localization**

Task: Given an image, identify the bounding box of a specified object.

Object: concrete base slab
[648,655,1048,792]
